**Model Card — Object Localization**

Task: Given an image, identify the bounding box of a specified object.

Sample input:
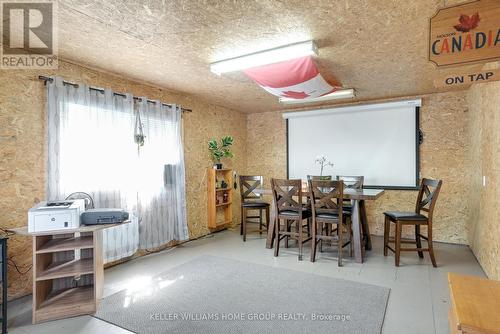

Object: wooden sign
[434,68,500,88]
[429,0,500,67]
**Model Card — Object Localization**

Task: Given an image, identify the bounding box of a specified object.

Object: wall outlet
[482,176,487,187]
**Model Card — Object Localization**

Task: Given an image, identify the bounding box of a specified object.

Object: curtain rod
[38,75,192,113]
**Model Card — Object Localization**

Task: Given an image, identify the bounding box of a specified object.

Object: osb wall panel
[467,76,500,280]
[0,60,246,299]
[182,101,246,237]
[245,111,287,185]
[246,91,471,244]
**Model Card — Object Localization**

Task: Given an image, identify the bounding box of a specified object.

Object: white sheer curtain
[46,77,139,262]
[136,98,189,249]
[46,77,188,262]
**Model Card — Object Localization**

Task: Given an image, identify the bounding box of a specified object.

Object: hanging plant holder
[134,109,145,148]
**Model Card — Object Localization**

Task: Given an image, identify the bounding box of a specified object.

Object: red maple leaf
[453,13,480,32]
[281,91,309,99]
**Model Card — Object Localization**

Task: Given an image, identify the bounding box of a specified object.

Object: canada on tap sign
[429,0,500,67]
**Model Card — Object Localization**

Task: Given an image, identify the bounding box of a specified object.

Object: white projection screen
[285,99,421,189]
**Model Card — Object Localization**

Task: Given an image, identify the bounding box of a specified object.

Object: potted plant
[208,135,234,169]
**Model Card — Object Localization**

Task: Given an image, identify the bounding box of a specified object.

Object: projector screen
[285,99,421,189]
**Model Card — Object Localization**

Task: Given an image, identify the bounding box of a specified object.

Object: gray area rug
[95,256,389,334]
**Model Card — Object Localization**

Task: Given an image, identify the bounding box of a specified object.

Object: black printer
[81,209,129,225]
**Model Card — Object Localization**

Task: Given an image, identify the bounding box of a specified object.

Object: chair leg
[329,224,334,247]
[265,207,270,231]
[338,222,343,267]
[319,222,324,253]
[415,225,424,258]
[311,217,317,262]
[285,220,290,248]
[383,215,390,256]
[298,220,303,261]
[274,218,280,257]
[428,226,437,267]
[259,209,263,235]
[240,207,244,235]
[295,221,299,247]
[395,222,402,267]
[348,220,353,258]
[242,208,247,242]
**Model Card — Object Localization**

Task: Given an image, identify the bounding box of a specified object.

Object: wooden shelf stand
[207,168,233,228]
[8,224,126,324]
[32,229,103,323]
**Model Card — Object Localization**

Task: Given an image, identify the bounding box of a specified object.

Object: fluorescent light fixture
[210,40,317,75]
[279,89,355,104]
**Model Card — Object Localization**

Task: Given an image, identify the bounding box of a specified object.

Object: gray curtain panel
[136,98,189,249]
[46,77,188,262]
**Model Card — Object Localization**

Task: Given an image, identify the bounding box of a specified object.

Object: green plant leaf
[208,136,233,163]
[208,139,218,150]
[221,135,234,147]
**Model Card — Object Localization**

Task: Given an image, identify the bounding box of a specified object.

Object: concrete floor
[7,227,486,334]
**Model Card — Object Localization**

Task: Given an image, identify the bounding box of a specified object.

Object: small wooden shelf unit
[207,168,233,228]
[32,228,104,324]
[8,224,124,324]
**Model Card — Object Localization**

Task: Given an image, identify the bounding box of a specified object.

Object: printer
[28,199,85,232]
[81,209,129,225]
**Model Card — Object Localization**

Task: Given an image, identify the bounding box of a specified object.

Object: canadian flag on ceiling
[243,56,339,99]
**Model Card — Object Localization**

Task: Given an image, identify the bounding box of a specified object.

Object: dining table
[254,187,385,263]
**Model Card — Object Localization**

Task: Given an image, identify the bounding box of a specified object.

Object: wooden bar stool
[309,179,352,266]
[239,175,270,242]
[383,178,443,267]
[305,176,332,234]
[271,178,311,261]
